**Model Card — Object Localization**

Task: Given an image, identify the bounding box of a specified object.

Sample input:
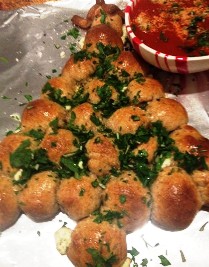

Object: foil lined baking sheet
[0,1,209,267]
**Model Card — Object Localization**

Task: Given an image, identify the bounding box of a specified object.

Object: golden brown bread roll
[106,106,148,134]
[18,171,59,221]
[101,171,151,233]
[85,134,120,176]
[151,166,202,231]
[42,76,76,100]
[146,98,188,131]
[40,129,78,164]
[21,98,67,132]
[62,55,97,83]
[170,125,209,166]
[0,172,20,231]
[70,102,100,133]
[84,78,118,105]
[67,217,127,267]
[84,24,124,52]
[127,77,165,103]
[111,50,148,77]
[57,174,102,221]
[133,136,158,163]
[192,170,209,207]
[91,10,124,36]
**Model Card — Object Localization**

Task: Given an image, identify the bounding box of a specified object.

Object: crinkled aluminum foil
[0,1,209,267]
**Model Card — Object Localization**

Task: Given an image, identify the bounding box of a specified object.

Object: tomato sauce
[131,0,209,57]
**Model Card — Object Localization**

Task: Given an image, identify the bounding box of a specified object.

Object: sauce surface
[131,0,209,57]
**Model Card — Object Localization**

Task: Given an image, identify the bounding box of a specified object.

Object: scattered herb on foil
[141,258,148,267]
[37,231,41,236]
[199,221,208,231]
[67,27,80,39]
[24,94,33,102]
[158,255,171,266]
[127,247,139,267]
[180,250,186,262]
[0,56,9,63]
[1,95,11,100]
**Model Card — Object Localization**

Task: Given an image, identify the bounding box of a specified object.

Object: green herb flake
[100,9,107,24]
[61,35,67,40]
[79,188,85,196]
[127,247,139,267]
[119,194,126,204]
[1,95,11,100]
[158,255,171,266]
[131,115,140,121]
[10,140,33,169]
[69,43,77,53]
[180,250,186,263]
[86,247,117,266]
[199,221,208,231]
[141,258,148,267]
[0,56,9,63]
[67,27,80,39]
[24,94,33,102]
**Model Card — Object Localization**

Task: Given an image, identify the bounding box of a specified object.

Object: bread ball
[67,217,127,267]
[133,136,158,163]
[40,129,78,164]
[127,77,165,103]
[42,76,76,100]
[170,125,209,167]
[84,78,118,104]
[18,171,59,221]
[21,98,67,132]
[71,102,100,133]
[106,106,148,134]
[92,10,123,36]
[84,24,124,52]
[101,171,151,233]
[112,51,147,78]
[151,166,202,231]
[192,170,209,207]
[57,174,102,221]
[146,98,188,132]
[86,134,120,176]
[62,55,97,82]
[0,133,36,174]
[0,172,20,231]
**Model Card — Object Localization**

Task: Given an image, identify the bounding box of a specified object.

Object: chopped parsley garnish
[10,141,55,184]
[92,209,125,228]
[158,255,171,266]
[119,194,126,204]
[100,9,107,24]
[58,148,88,179]
[67,27,80,39]
[127,247,139,267]
[24,129,45,141]
[86,247,117,267]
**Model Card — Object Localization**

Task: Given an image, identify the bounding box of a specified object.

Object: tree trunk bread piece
[0,0,56,10]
